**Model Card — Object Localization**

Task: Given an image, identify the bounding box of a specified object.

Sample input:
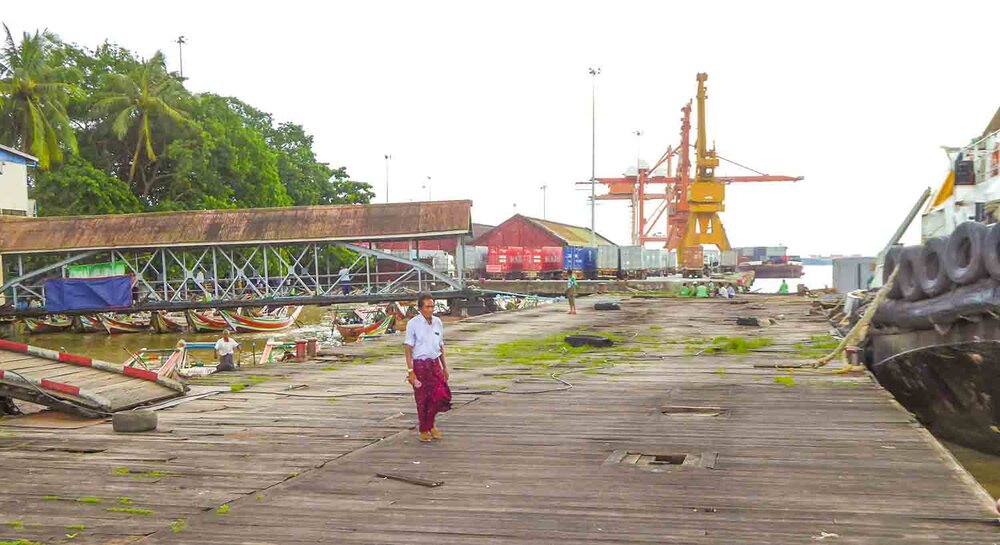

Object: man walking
[214,330,240,371]
[404,293,451,442]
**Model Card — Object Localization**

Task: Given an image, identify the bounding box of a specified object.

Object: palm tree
[91,50,192,187]
[0,25,79,169]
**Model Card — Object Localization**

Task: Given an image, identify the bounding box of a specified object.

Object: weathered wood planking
[0,349,182,413]
[0,297,995,545]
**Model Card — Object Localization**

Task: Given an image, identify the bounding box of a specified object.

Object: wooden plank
[0,298,993,545]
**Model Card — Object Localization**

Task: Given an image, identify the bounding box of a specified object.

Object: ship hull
[737,263,803,278]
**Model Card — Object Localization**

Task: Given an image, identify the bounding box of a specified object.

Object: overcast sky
[5,1,999,255]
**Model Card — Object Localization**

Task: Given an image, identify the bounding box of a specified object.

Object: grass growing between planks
[792,335,841,358]
[492,332,614,367]
[701,336,774,354]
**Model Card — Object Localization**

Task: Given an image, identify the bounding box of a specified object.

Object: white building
[0,144,37,217]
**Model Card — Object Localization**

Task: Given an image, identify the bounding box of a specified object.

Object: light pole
[422,176,432,200]
[384,154,391,203]
[589,67,601,247]
[633,129,642,245]
[175,36,186,79]
[540,184,547,219]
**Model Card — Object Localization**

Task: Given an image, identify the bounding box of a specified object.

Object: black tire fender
[943,221,988,285]
[897,246,926,302]
[915,236,952,297]
[981,223,1000,280]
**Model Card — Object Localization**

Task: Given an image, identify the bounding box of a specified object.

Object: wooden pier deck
[0,296,995,544]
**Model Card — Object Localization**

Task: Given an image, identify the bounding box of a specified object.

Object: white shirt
[404,315,444,360]
[215,338,239,356]
[338,268,351,282]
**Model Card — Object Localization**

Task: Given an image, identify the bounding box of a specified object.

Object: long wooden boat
[185,310,229,333]
[219,306,302,333]
[360,315,395,340]
[337,315,394,342]
[97,313,151,334]
[71,315,102,333]
[151,311,187,334]
[23,315,73,334]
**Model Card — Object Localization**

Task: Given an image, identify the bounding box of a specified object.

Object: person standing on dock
[214,330,240,372]
[404,293,452,443]
[566,270,578,315]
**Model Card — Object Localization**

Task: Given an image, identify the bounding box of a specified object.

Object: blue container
[563,246,597,272]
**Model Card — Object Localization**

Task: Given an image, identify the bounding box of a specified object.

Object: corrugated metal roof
[521,216,616,247]
[0,144,38,165]
[0,200,473,254]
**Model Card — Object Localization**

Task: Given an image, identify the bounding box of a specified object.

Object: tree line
[0,25,373,216]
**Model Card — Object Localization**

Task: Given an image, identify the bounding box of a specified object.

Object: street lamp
[540,184,547,219]
[421,176,432,200]
[588,66,601,247]
[175,36,187,79]
[384,154,392,203]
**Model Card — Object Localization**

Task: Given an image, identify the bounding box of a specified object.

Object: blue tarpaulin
[45,275,134,312]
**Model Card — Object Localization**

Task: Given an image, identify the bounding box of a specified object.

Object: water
[7,306,332,365]
[751,264,833,293]
[944,442,1000,499]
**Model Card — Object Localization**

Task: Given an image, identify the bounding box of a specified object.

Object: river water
[751,264,833,293]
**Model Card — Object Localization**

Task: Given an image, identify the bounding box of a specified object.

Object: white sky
[5,1,999,256]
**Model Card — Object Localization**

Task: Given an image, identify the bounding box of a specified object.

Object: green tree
[0,25,79,169]
[90,50,193,193]
[32,155,142,215]
[154,94,291,210]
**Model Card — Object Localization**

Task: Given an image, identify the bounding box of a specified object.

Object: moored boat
[71,315,102,333]
[219,306,302,333]
[337,315,394,342]
[23,315,73,334]
[151,311,187,334]
[185,310,229,333]
[97,313,151,334]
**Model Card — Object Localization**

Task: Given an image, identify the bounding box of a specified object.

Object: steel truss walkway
[0,201,476,316]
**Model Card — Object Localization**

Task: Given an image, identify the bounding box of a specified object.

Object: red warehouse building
[471,214,615,248]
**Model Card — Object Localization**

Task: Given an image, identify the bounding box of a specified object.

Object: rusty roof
[0,201,473,254]
[521,216,616,247]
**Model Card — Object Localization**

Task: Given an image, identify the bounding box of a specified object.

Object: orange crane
[591,72,803,269]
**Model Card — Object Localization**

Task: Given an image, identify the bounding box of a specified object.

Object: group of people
[678,280,741,299]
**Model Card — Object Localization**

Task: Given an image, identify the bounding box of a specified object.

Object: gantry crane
[590,72,803,268]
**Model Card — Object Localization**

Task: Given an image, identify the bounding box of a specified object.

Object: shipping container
[522,247,544,276]
[539,246,563,277]
[720,250,738,270]
[486,247,524,278]
[765,246,787,257]
[620,246,644,276]
[680,246,705,276]
[563,246,597,277]
[597,245,619,275]
[461,246,489,273]
[665,250,678,271]
[641,249,662,273]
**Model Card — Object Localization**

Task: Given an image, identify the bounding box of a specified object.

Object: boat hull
[71,315,103,334]
[219,306,302,333]
[152,311,187,334]
[737,263,803,278]
[185,310,229,333]
[23,316,73,334]
[97,313,150,334]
